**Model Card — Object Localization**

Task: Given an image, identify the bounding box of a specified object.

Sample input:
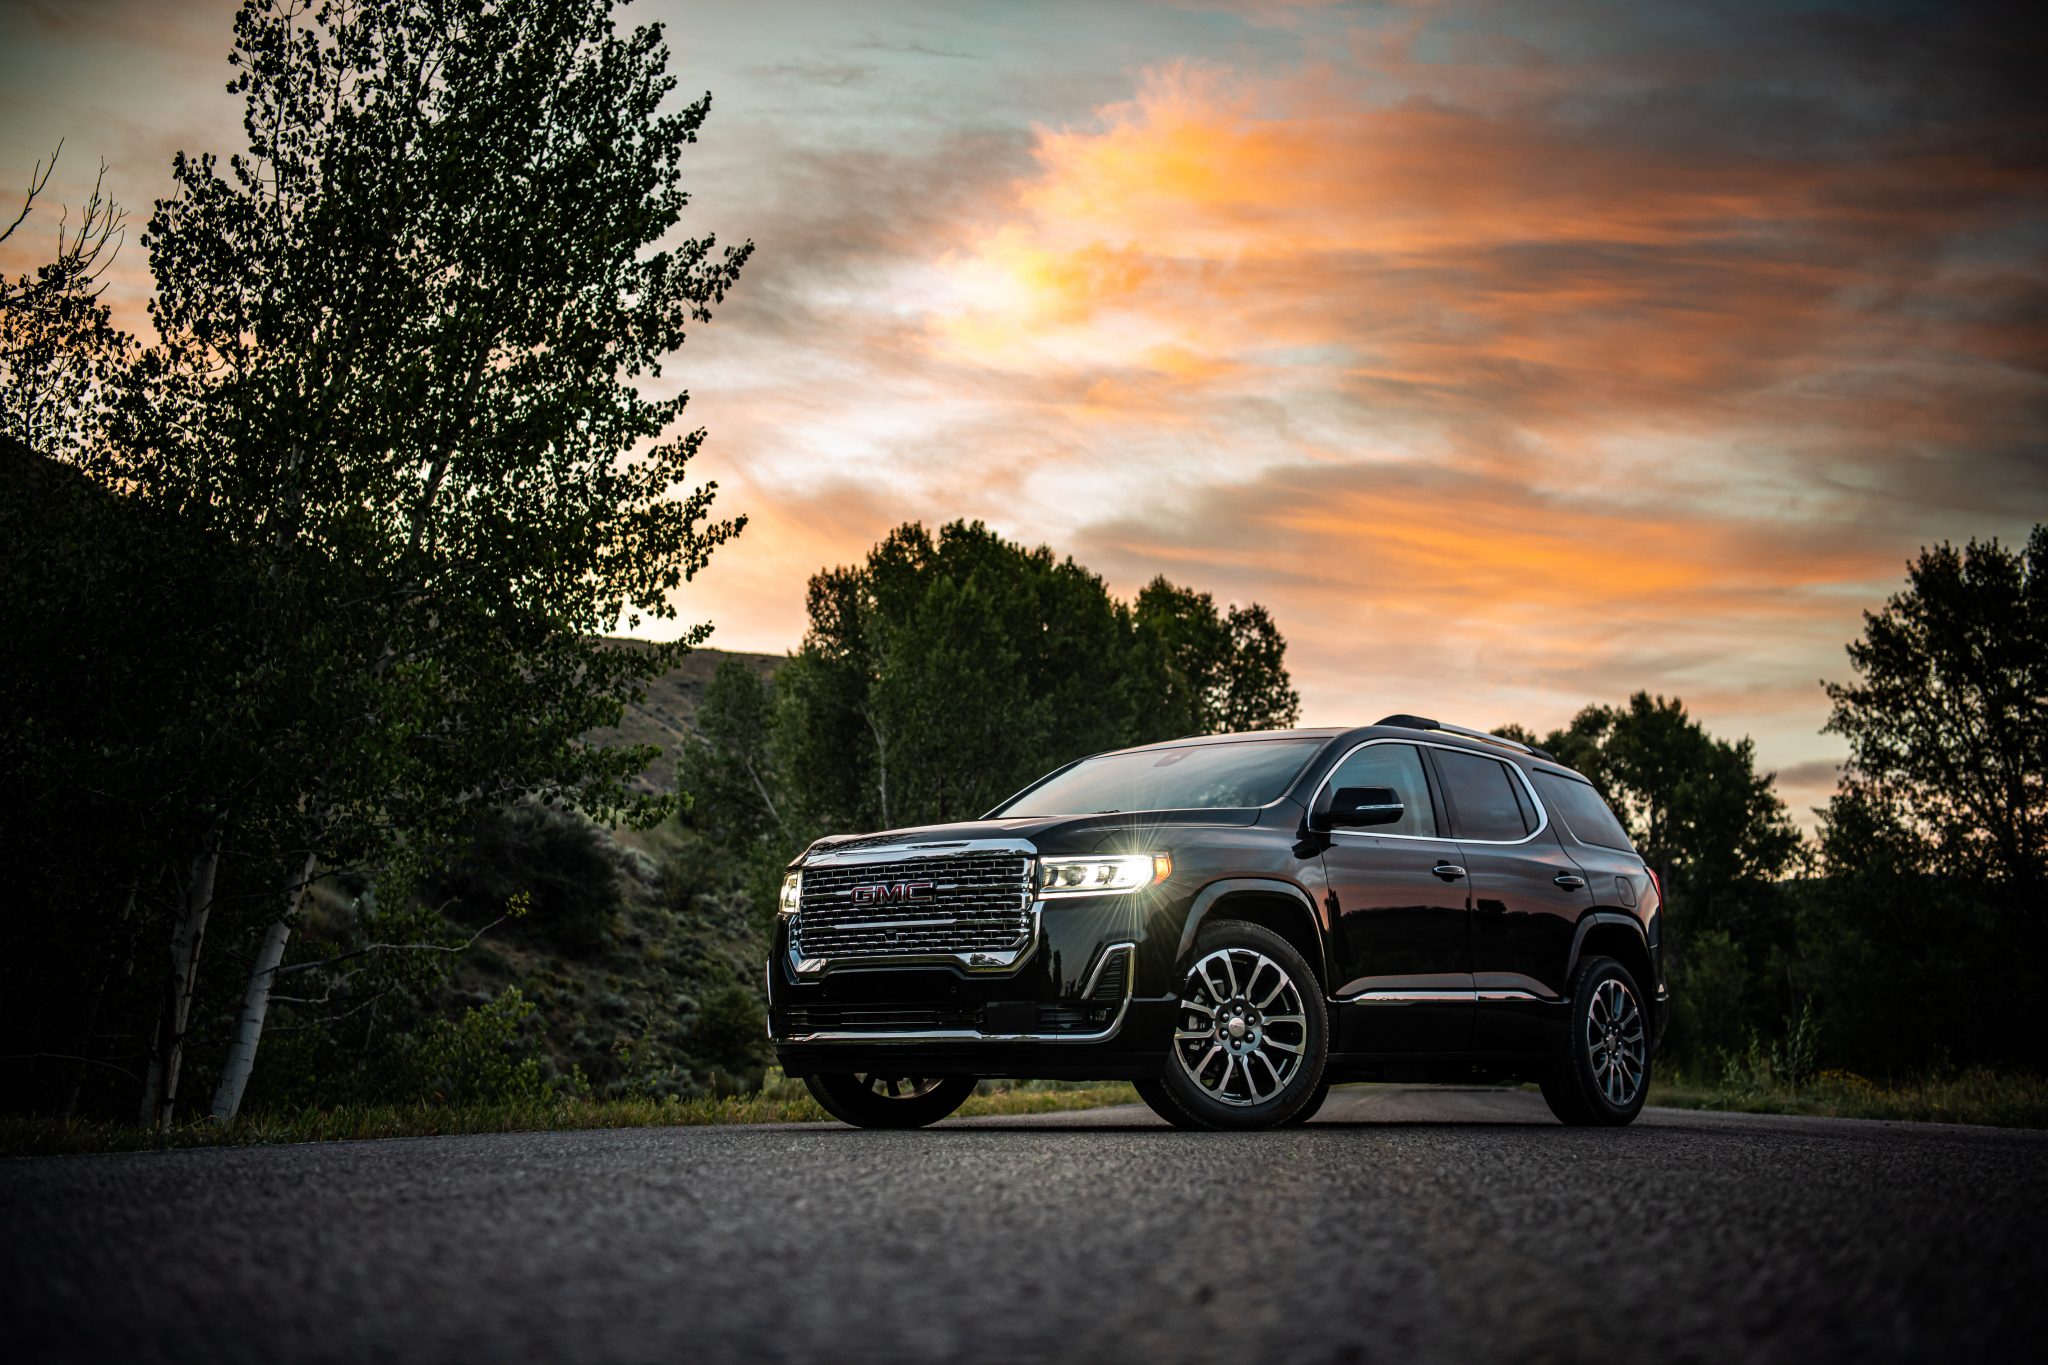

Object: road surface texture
[4,1086,2042,1364]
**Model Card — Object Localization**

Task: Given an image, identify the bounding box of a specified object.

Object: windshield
[996,739,1323,817]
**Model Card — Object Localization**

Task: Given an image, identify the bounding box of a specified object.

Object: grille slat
[793,851,1032,961]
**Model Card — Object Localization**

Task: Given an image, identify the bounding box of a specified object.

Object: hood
[794,806,1266,865]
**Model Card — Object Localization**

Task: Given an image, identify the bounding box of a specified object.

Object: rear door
[1313,740,1473,1051]
[1424,746,1593,1034]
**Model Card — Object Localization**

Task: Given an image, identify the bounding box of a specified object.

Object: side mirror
[1324,786,1405,829]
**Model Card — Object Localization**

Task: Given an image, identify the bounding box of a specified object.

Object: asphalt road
[4,1087,2042,1364]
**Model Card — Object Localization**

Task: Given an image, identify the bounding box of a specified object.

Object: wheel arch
[1569,912,1654,1003]
[1174,879,1329,994]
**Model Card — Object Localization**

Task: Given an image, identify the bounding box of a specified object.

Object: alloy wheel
[1584,978,1646,1106]
[855,1074,945,1100]
[1171,946,1310,1107]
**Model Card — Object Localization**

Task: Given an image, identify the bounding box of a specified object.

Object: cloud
[7,0,2039,829]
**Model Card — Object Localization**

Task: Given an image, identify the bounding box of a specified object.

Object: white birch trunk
[209,848,319,1123]
[142,824,223,1129]
[864,708,891,829]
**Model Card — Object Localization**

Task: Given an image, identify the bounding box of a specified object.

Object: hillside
[585,640,785,792]
[356,642,796,1104]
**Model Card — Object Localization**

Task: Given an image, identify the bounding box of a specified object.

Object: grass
[14,1067,2044,1158]
[0,1078,1142,1159]
[1649,1067,2048,1129]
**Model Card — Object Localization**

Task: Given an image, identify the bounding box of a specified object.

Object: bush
[394,989,549,1106]
[692,983,769,1082]
[442,802,621,955]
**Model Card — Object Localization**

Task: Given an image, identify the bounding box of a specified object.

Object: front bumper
[767,888,1186,1079]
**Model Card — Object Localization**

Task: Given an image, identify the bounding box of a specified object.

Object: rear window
[1532,772,1635,851]
[996,739,1322,817]
[1433,748,1532,842]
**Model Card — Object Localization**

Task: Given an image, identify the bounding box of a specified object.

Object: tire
[1158,920,1328,1130]
[1132,1076,1206,1129]
[1539,955,1650,1127]
[804,1072,977,1129]
[1282,1078,1332,1126]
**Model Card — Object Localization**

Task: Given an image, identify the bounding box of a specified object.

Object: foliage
[1649,1067,2048,1130]
[443,802,624,956]
[1822,527,2045,901]
[1129,579,1301,741]
[1716,1001,1820,1097]
[0,147,136,456]
[776,520,1303,835]
[690,982,770,1080]
[674,659,789,866]
[0,1077,1148,1158]
[0,0,753,1126]
[395,989,550,1106]
[1786,529,2047,1076]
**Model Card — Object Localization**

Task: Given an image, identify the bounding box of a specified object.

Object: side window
[1532,771,1635,851]
[1323,743,1437,837]
[1433,749,1531,842]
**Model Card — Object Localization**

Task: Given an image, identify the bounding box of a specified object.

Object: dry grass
[1649,1067,2048,1129]
[0,1080,1141,1159]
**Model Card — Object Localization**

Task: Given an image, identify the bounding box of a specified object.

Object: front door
[1314,740,1473,1051]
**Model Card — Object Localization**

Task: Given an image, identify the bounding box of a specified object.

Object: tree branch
[268,912,508,980]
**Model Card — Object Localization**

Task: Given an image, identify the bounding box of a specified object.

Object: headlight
[778,871,803,916]
[1038,853,1172,897]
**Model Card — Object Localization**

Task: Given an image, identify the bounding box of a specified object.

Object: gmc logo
[849,880,935,906]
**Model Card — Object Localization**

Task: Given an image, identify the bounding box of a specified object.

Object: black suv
[768,716,1665,1130]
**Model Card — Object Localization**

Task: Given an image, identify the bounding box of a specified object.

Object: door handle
[1432,863,1466,881]
[1553,874,1587,890]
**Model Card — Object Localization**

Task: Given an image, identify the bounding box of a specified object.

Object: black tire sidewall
[1158,920,1329,1130]
[1282,1079,1331,1127]
[1132,1076,1207,1129]
[805,1073,977,1129]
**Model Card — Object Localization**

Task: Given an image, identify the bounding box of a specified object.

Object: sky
[3,0,2044,827]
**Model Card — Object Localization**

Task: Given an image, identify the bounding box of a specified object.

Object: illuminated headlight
[1038,853,1172,897]
[778,871,803,916]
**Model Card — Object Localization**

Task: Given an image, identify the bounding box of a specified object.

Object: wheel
[1132,1076,1206,1129]
[1539,955,1650,1127]
[1281,1078,1331,1126]
[1159,920,1328,1130]
[804,1072,977,1129]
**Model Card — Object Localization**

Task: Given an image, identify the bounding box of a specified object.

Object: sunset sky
[3,0,2043,825]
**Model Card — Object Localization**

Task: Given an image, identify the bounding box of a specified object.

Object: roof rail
[1374,713,1535,756]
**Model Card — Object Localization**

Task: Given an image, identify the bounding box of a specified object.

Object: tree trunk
[142,822,224,1129]
[864,708,891,829]
[210,847,318,1123]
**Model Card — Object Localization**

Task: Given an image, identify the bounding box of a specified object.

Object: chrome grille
[793,850,1033,961]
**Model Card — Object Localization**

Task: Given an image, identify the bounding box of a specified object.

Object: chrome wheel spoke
[1582,978,1645,1106]
[1174,946,1311,1108]
[1256,970,1286,1010]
